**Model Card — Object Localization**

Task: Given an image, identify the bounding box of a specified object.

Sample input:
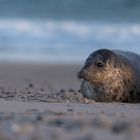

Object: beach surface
[0,62,139,140]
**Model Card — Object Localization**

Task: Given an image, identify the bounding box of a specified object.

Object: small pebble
[40,88,44,92]
[28,83,34,88]
[111,121,130,134]
[69,89,74,92]
[60,89,65,93]
[78,89,81,93]
[67,108,74,112]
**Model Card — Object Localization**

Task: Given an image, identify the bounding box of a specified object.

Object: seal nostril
[78,70,86,79]
[78,71,82,79]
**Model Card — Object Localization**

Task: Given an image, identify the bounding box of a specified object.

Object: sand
[0,62,139,140]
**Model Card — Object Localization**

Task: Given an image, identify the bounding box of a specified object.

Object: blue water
[0,0,140,63]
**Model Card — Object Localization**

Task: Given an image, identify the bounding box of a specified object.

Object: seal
[78,49,140,103]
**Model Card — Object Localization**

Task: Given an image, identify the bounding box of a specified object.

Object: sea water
[0,0,140,63]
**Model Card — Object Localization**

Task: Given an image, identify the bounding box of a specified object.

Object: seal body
[78,49,140,102]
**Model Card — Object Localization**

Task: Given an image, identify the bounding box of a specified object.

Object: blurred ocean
[0,0,140,63]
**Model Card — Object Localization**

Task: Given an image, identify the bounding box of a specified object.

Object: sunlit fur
[78,49,140,102]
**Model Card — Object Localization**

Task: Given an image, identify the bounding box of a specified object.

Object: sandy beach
[0,62,139,140]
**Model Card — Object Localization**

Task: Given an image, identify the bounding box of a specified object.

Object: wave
[0,19,139,62]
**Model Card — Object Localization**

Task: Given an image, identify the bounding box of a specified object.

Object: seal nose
[78,70,86,79]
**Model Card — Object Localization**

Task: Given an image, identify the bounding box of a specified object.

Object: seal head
[78,49,139,102]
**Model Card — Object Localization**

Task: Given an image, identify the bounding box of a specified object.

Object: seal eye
[97,62,104,68]
[94,60,104,68]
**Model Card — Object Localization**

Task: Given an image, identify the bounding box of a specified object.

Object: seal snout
[78,69,88,80]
